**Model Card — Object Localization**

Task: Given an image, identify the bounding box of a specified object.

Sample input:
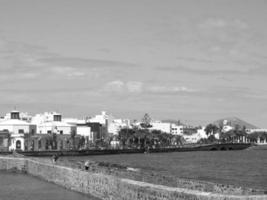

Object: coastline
[14,143,252,157]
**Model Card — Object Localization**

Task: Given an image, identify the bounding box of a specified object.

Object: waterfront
[64,149,267,191]
[0,172,99,200]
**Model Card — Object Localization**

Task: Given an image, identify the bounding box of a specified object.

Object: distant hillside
[212,117,258,129]
[161,119,185,125]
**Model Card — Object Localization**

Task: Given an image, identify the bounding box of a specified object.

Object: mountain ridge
[212,117,258,129]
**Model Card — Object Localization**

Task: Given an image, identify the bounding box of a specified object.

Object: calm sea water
[0,172,99,200]
[64,149,267,191]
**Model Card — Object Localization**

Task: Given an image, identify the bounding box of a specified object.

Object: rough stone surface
[0,156,266,200]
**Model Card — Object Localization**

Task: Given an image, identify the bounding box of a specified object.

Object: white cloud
[147,86,195,93]
[126,81,143,93]
[50,66,85,77]
[104,80,124,92]
[103,80,195,95]
[104,80,144,93]
[199,18,249,30]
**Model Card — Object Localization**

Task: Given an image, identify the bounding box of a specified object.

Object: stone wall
[0,156,266,200]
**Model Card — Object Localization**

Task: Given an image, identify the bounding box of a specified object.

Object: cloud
[38,57,136,69]
[104,80,125,92]
[50,66,85,77]
[104,80,143,93]
[147,86,195,94]
[157,65,243,75]
[126,81,143,93]
[199,18,249,29]
[103,80,194,95]
[0,38,137,82]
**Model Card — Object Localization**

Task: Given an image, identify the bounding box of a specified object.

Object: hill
[212,117,258,129]
[161,119,185,125]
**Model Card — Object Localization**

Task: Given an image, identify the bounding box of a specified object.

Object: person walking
[52,154,59,164]
[84,160,90,170]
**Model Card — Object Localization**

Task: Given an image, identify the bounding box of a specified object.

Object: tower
[10,110,20,120]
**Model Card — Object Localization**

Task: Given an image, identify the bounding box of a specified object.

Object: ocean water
[0,172,99,200]
[64,149,267,191]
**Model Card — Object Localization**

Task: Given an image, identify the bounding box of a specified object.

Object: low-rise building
[0,110,37,151]
[149,121,171,133]
[32,112,76,135]
[171,124,184,135]
[108,119,131,135]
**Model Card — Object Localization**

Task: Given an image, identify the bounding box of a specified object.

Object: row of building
[0,110,266,151]
[0,110,111,151]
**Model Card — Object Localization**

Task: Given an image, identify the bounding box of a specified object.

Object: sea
[64,148,267,191]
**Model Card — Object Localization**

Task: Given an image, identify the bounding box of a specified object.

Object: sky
[0,0,267,127]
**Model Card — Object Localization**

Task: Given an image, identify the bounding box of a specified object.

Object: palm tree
[205,124,219,136]
[140,113,152,128]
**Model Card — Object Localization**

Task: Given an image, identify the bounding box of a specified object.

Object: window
[18,129,24,134]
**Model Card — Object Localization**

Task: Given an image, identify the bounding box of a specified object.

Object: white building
[0,110,37,151]
[197,127,207,139]
[149,121,171,133]
[87,111,131,135]
[0,114,36,135]
[76,126,93,139]
[108,119,131,135]
[62,118,86,125]
[182,127,207,143]
[87,111,110,125]
[63,118,93,138]
[4,111,32,122]
[31,112,59,125]
[171,124,184,135]
[32,112,76,135]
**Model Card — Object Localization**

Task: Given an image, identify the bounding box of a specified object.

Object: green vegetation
[118,128,184,149]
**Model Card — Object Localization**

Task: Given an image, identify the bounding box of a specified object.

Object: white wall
[0,124,36,134]
[77,126,91,137]
[171,124,184,135]
[150,122,171,133]
[38,123,75,135]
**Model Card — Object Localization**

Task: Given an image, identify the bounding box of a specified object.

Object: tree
[207,135,217,143]
[171,135,185,146]
[234,124,241,131]
[140,113,152,128]
[204,124,218,136]
[118,128,135,148]
[78,136,86,149]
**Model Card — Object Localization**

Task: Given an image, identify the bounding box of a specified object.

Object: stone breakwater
[0,156,266,200]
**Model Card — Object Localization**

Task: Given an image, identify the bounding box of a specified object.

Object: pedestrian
[52,154,59,164]
[84,160,90,170]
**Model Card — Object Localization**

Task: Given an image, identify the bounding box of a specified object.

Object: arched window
[16,140,21,150]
